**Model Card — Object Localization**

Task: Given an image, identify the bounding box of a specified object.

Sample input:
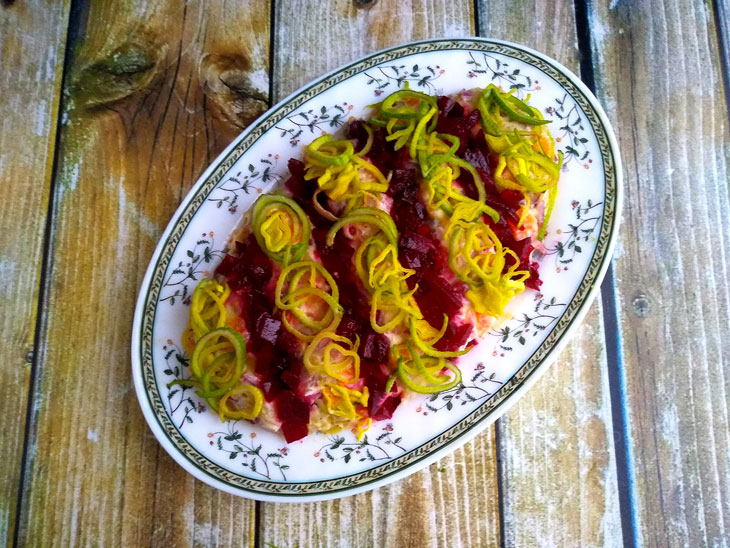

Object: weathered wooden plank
[272,0,474,98]
[260,432,500,548]
[0,1,70,545]
[475,2,624,546]
[715,0,730,97]
[260,2,502,548]
[588,0,730,545]
[15,2,269,546]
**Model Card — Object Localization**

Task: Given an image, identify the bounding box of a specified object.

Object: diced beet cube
[347,122,391,173]
[275,329,302,357]
[399,231,436,270]
[437,95,463,118]
[215,253,237,278]
[526,262,542,290]
[415,271,466,328]
[500,189,524,209]
[392,201,427,232]
[436,109,479,155]
[336,315,360,340]
[261,377,283,402]
[281,360,304,393]
[255,312,281,346]
[370,392,402,421]
[435,322,473,352]
[274,390,310,424]
[287,158,306,182]
[361,331,390,363]
[463,147,490,173]
[280,421,309,443]
[388,168,420,200]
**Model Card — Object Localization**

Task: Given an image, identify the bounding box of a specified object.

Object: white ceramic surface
[132,38,622,501]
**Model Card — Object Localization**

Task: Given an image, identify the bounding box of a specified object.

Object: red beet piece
[415,270,467,328]
[435,322,473,352]
[387,169,420,200]
[363,360,402,421]
[437,95,464,118]
[347,121,391,173]
[274,390,310,442]
[275,328,302,357]
[336,314,360,340]
[255,312,281,346]
[280,421,309,443]
[436,109,480,155]
[281,359,304,394]
[399,231,436,270]
[361,331,390,363]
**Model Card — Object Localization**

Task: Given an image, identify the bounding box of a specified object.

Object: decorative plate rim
[131,37,623,502]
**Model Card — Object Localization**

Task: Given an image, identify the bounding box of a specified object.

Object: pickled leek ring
[275,260,343,341]
[216,384,263,421]
[252,194,311,266]
[538,185,557,241]
[186,327,261,421]
[448,222,505,286]
[322,384,369,420]
[326,207,398,247]
[307,134,354,166]
[409,106,437,160]
[409,316,469,358]
[303,331,361,383]
[396,345,462,394]
[189,278,231,340]
[190,327,247,380]
[354,123,374,157]
[305,145,388,202]
[380,89,437,120]
[479,84,550,136]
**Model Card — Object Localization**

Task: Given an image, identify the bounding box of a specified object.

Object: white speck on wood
[33,100,49,137]
[248,68,269,94]
[87,428,99,443]
[194,522,222,546]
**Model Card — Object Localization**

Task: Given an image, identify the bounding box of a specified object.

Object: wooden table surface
[1,1,728,546]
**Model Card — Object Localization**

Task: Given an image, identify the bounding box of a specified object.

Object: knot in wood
[71,38,164,108]
[200,53,269,129]
[632,294,650,317]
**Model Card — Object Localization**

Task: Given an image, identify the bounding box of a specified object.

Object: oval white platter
[132,38,622,502]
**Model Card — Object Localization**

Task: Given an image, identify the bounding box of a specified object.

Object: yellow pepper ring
[275,260,343,341]
[217,384,264,421]
[190,278,230,340]
[252,194,311,266]
[307,134,355,166]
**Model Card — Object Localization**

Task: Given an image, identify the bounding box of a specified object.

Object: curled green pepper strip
[409,316,469,358]
[380,89,437,120]
[185,327,262,421]
[190,327,247,379]
[307,134,354,166]
[217,384,263,421]
[409,106,438,160]
[326,207,398,247]
[418,133,460,178]
[252,194,311,266]
[537,185,558,241]
[480,84,550,130]
[355,123,374,157]
[448,157,489,207]
[275,260,343,341]
[396,344,462,394]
